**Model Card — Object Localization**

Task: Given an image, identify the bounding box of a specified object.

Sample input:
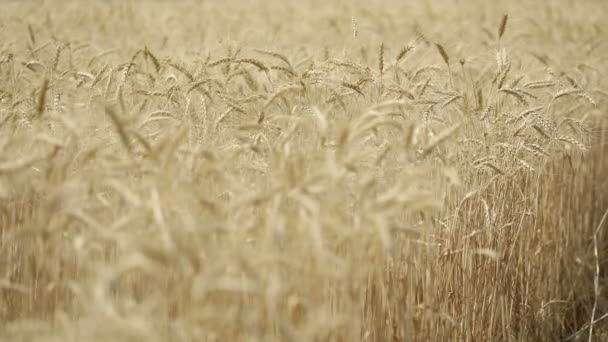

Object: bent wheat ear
[52,43,63,73]
[36,78,49,117]
[421,123,461,157]
[435,43,450,66]
[235,58,269,72]
[27,24,36,45]
[166,61,194,81]
[254,49,292,68]
[341,81,364,96]
[498,14,509,39]
[396,45,414,63]
[144,46,161,72]
[105,105,132,153]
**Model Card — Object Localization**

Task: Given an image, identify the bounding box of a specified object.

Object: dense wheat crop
[0,0,607,341]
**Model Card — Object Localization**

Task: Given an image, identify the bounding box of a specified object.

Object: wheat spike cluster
[0,0,607,341]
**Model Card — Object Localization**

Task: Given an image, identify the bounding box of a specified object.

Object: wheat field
[0,0,607,341]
